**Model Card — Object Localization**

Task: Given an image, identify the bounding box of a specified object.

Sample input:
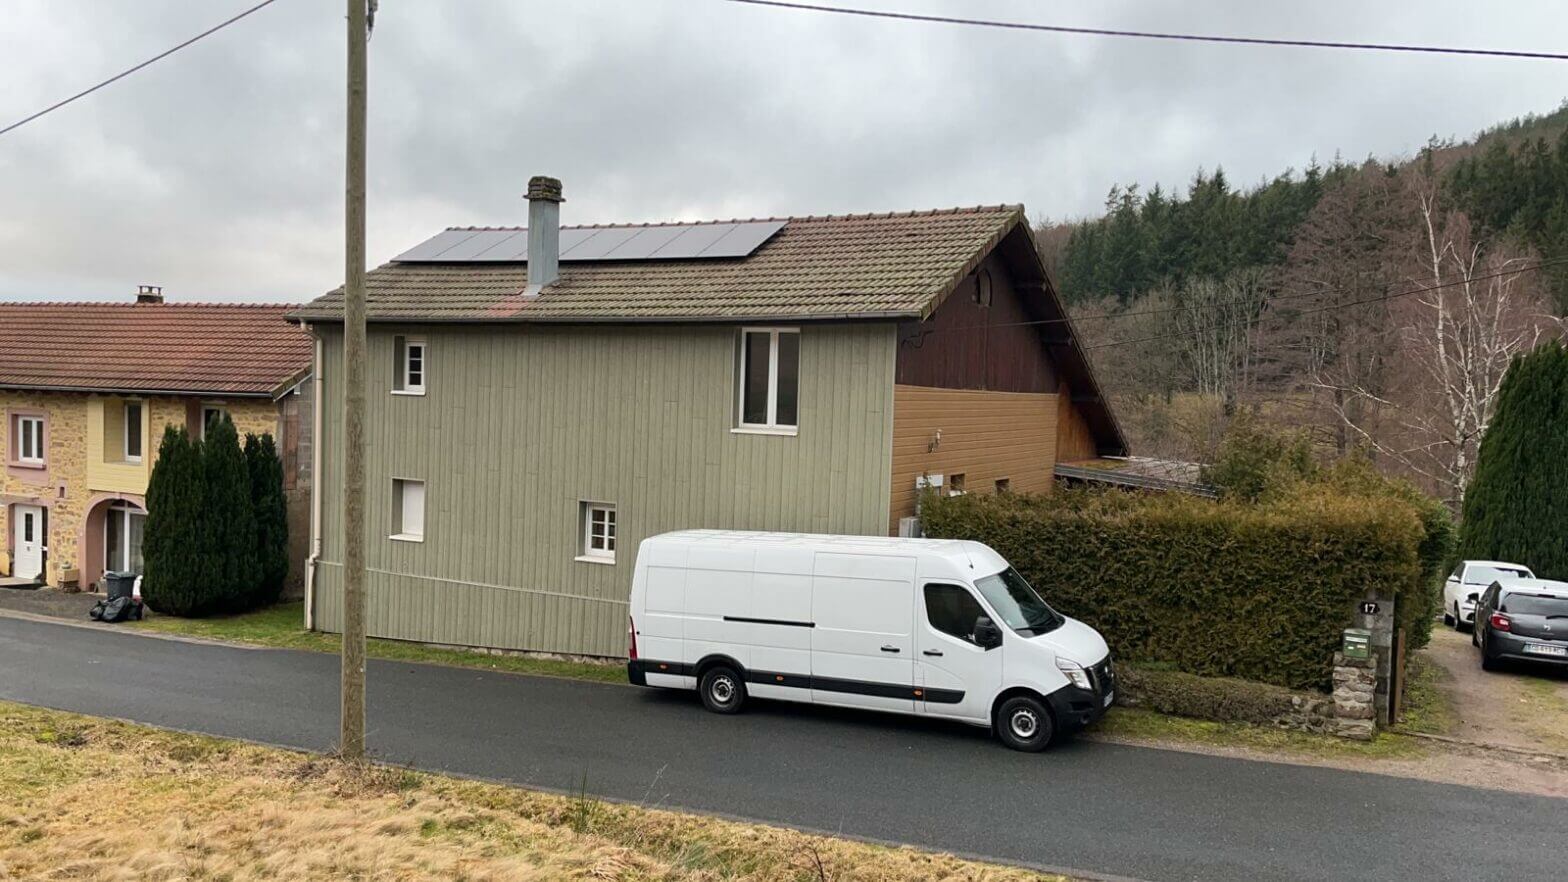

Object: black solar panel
[392,220,785,263]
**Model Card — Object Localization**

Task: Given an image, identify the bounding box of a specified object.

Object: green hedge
[1113,663,1303,724]
[921,487,1426,692]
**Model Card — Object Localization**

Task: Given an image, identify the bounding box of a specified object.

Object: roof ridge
[0,301,301,309]
[443,204,1023,234]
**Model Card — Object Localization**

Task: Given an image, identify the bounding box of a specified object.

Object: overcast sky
[2,0,1564,303]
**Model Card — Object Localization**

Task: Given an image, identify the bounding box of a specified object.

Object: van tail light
[628,616,639,660]
[1489,613,1511,632]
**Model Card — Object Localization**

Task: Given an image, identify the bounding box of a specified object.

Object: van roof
[642,529,1004,571]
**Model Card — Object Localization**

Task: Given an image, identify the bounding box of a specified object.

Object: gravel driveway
[1423,624,1568,754]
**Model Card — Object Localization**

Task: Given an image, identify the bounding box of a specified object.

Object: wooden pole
[340,0,369,761]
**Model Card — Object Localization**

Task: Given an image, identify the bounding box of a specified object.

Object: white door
[12,505,45,579]
[809,553,916,713]
[916,582,1004,723]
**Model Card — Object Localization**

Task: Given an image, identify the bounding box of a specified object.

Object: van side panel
[683,545,757,670]
[639,540,693,688]
[809,553,917,712]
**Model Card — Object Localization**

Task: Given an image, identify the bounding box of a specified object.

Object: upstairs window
[13,415,44,465]
[974,269,994,307]
[579,502,616,563]
[391,478,426,541]
[123,402,144,463]
[200,405,229,441]
[737,328,799,431]
[393,336,426,395]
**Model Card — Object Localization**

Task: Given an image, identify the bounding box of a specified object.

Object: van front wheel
[699,666,747,714]
[996,696,1054,752]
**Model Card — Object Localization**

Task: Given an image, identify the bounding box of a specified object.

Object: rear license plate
[1524,643,1568,657]
[1103,691,1115,707]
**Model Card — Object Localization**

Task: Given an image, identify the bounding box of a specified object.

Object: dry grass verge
[0,701,1066,881]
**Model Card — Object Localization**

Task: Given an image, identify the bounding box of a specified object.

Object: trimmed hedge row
[921,487,1426,692]
[1112,663,1304,724]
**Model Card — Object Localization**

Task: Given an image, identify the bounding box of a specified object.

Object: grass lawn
[0,700,1066,881]
[131,601,625,684]
[1090,707,1426,760]
[1394,651,1459,736]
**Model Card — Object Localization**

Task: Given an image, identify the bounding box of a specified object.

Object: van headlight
[1056,658,1092,691]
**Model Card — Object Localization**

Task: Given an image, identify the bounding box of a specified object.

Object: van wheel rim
[711,677,735,704]
[1009,709,1039,739]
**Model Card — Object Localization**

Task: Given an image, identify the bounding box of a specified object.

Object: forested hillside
[1042,102,1568,510]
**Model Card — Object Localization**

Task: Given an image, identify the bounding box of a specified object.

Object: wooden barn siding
[894,251,1060,393]
[313,322,896,657]
[1055,381,1099,463]
[888,385,1058,534]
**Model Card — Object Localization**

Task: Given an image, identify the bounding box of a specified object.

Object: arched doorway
[81,495,146,591]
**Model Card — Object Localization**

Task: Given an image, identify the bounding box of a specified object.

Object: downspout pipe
[304,328,324,631]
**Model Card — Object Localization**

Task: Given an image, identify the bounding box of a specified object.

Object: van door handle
[880,645,901,653]
[922,649,943,657]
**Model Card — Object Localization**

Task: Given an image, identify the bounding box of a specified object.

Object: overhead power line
[725,0,1568,62]
[1081,258,1567,351]
[0,0,283,139]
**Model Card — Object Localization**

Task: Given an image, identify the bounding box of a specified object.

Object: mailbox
[1342,628,1372,660]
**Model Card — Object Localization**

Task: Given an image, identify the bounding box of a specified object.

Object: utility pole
[340,0,370,761]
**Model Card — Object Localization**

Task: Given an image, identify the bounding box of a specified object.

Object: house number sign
[1359,601,1380,615]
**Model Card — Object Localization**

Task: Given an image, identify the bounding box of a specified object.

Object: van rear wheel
[699,665,746,714]
[996,696,1054,752]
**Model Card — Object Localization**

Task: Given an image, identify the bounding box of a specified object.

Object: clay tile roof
[290,205,1026,323]
[0,302,312,397]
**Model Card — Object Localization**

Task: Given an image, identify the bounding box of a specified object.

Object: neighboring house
[0,290,313,592]
[291,178,1126,658]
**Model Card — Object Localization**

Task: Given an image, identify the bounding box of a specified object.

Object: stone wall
[1331,653,1378,740]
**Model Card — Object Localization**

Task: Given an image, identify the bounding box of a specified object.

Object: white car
[1444,560,1534,630]
[627,530,1113,751]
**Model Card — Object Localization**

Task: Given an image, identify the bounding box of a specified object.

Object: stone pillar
[1331,652,1377,740]
[1351,587,1397,726]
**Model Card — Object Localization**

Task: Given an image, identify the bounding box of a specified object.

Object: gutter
[0,382,273,398]
[304,328,324,631]
[285,309,925,326]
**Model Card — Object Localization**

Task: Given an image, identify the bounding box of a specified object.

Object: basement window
[578,502,616,563]
[994,478,1011,494]
[393,336,426,395]
[391,478,425,542]
[735,328,799,433]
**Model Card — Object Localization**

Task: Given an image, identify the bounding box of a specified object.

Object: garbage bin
[104,571,137,602]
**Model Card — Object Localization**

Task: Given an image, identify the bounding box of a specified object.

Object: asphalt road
[1,615,1563,882]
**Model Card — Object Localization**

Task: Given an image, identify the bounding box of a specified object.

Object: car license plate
[1103,691,1115,707]
[1524,644,1568,658]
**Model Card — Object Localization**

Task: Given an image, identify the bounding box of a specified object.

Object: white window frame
[576,501,616,564]
[123,401,144,464]
[393,337,427,396]
[390,477,426,542]
[104,502,147,575]
[15,415,45,465]
[200,404,229,441]
[733,327,800,435]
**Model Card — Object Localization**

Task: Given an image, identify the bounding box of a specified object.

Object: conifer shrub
[1458,341,1568,579]
[199,416,259,613]
[142,426,210,616]
[245,433,290,609]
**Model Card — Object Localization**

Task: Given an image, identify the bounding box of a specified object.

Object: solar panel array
[393,220,786,263]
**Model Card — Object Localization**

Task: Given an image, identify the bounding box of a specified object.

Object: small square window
[392,478,425,541]
[948,473,966,496]
[994,478,1011,494]
[394,336,427,395]
[200,405,228,441]
[579,502,616,563]
[14,415,44,465]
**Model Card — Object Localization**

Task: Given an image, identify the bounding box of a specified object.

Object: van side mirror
[973,615,1003,650]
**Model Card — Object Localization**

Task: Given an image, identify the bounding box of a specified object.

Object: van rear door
[809,552,916,713]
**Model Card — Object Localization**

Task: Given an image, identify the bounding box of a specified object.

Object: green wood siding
[313,322,896,657]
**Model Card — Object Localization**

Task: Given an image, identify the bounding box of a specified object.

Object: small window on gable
[393,336,426,395]
[392,478,425,541]
[579,502,616,563]
[975,269,994,307]
[736,328,799,431]
[994,477,1011,494]
[200,405,228,441]
[13,415,44,465]
[123,402,144,463]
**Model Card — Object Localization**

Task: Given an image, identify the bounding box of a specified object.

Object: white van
[626,530,1114,751]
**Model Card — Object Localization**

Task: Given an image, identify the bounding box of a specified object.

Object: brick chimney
[524,175,563,298]
[136,285,164,304]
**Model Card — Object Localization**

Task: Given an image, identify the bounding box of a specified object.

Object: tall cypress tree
[142,425,208,615]
[244,432,289,608]
[1458,341,1568,578]
[200,415,259,612]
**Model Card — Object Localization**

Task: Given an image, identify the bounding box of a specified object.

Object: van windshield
[973,567,1064,636]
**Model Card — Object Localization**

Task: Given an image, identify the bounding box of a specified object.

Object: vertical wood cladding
[888,385,1058,534]
[1056,381,1099,462]
[894,252,1060,393]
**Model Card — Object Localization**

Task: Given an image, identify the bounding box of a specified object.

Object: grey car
[1473,578,1568,671]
